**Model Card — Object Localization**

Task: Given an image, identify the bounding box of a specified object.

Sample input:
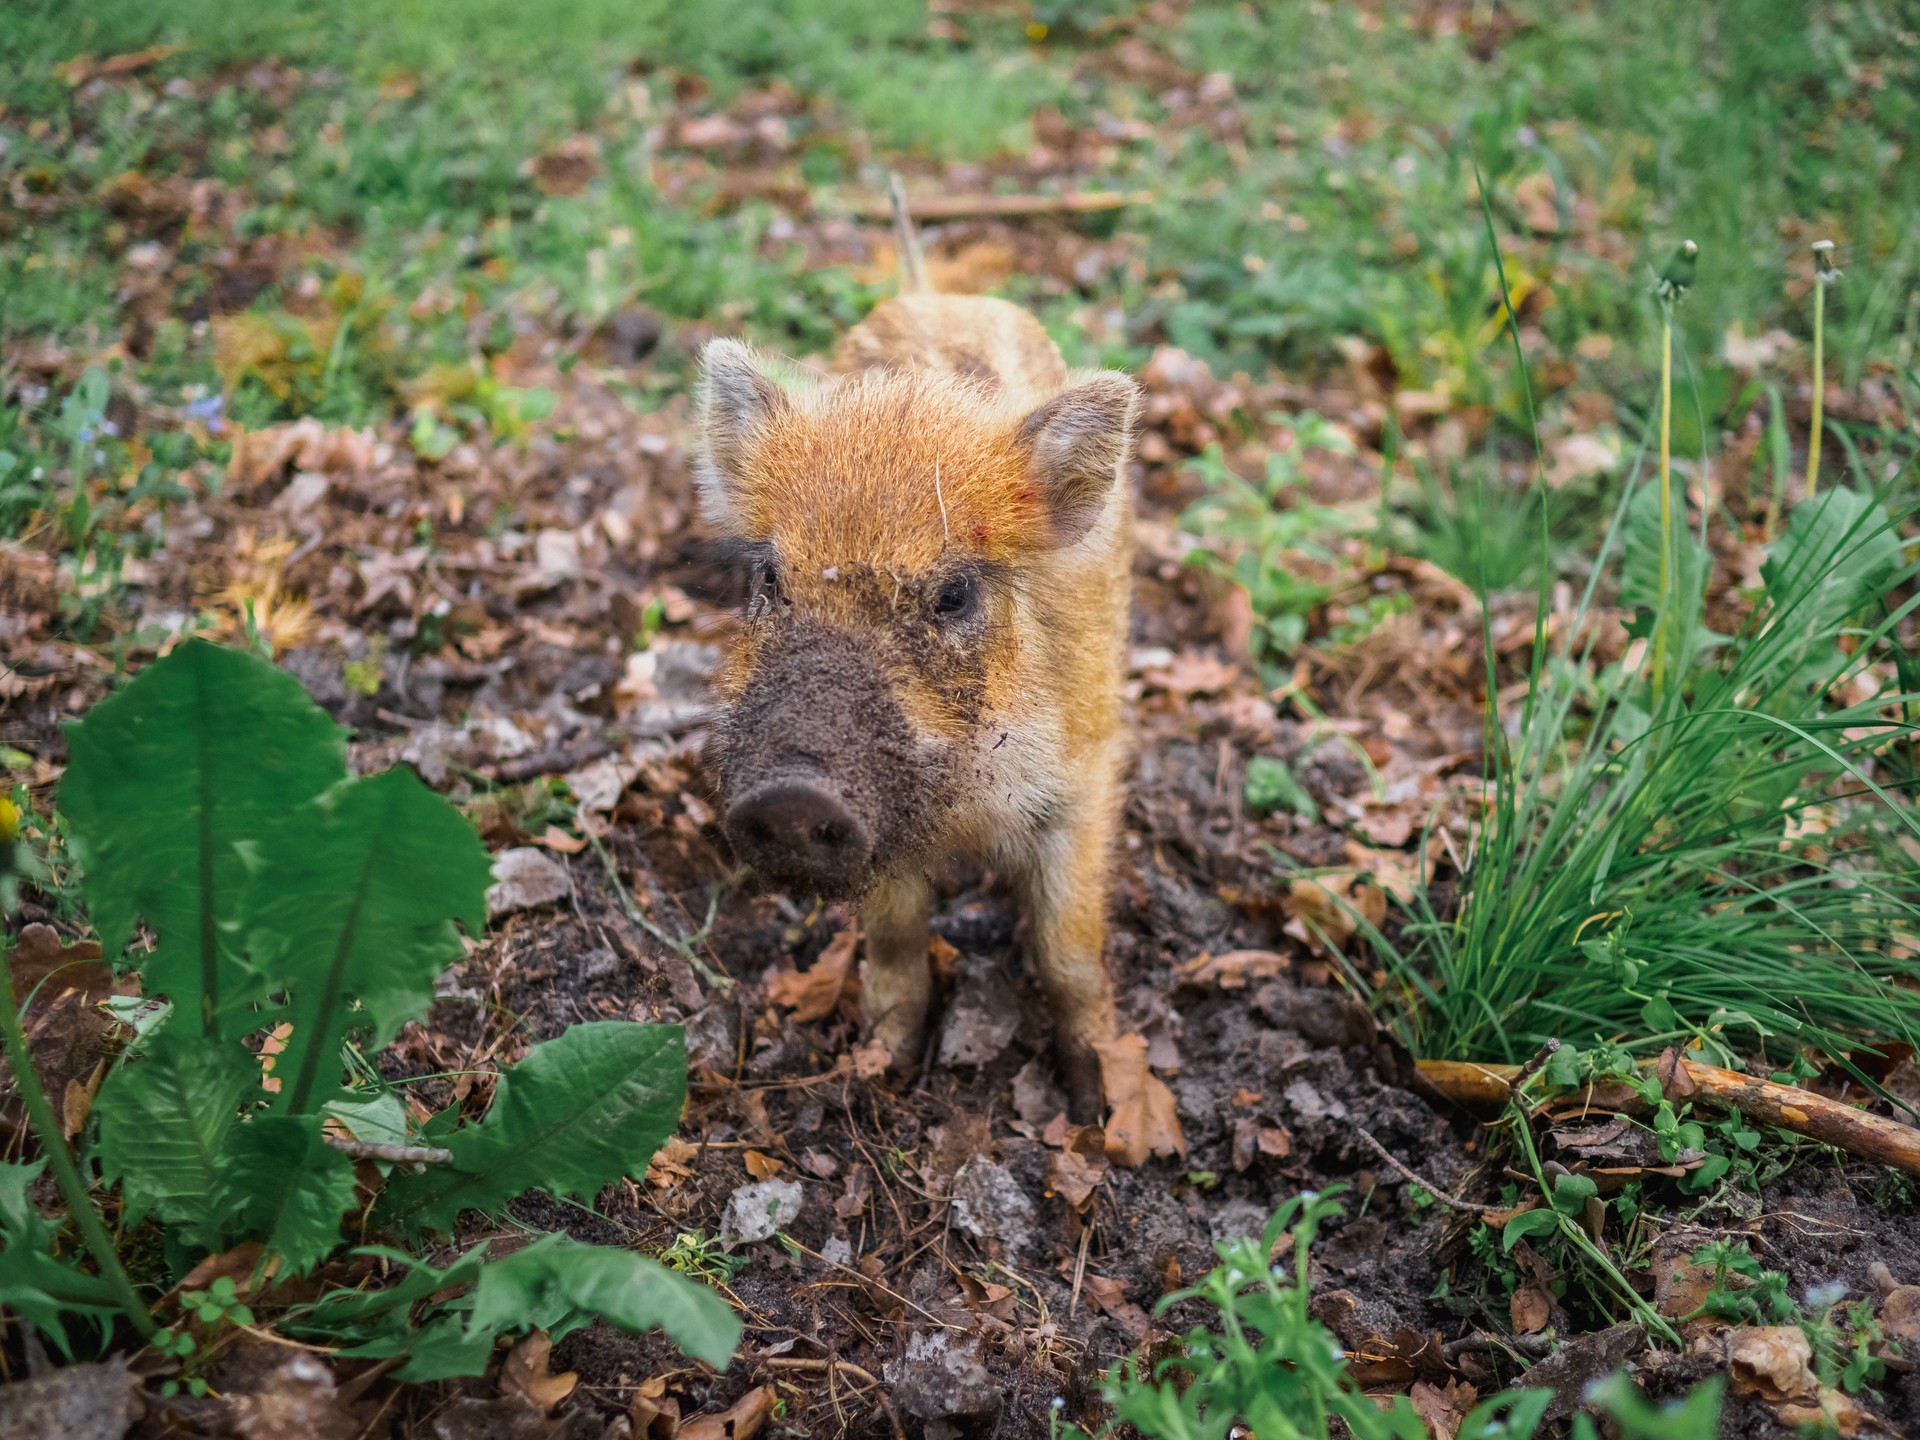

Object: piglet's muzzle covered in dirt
[708,622,946,900]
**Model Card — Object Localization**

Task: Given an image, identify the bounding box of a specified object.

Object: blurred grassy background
[5,0,1917,440]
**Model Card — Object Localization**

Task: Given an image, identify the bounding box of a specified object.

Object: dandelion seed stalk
[1805,240,1837,502]
[1650,240,1696,703]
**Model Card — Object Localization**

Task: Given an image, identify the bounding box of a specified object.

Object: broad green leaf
[465,1233,740,1369]
[246,767,490,1115]
[376,1023,685,1236]
[1620,482,1706,620]
[1761,487,1903,636]
[1548,1172,1599,1217]
[0,1161,123,1357]
[1501,1207,1559,1252]
[93,1027,254,1249]
[60,640,347,1034]
[323,1091,410,1149]
[215,1115,357,1276]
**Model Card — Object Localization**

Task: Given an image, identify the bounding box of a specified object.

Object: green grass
[8,0,1918,418]
[1355,442,1920,1070]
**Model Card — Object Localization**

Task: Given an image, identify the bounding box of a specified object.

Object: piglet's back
[836,293,1068,401]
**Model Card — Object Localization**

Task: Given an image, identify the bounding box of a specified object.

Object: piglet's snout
[710,621,941,899]
[725,779,872,891]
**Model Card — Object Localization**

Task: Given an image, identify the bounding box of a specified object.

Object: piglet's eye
[748,558,783,609]
[932,573,979,622]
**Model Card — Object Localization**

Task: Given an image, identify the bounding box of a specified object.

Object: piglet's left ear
[1015,372,1140,547]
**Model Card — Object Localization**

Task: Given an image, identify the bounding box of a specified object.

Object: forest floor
[4,3,1920,1437]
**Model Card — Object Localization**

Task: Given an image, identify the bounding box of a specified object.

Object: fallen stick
[1416,1056,1920,1177]
[844,189,1154,221]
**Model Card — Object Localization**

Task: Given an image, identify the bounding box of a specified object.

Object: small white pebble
[821,566,839,581]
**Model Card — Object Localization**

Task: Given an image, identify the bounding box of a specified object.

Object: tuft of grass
[1363,442,1920,1070]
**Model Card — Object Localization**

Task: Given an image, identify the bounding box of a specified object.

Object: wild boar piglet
[695,264,1138,1120]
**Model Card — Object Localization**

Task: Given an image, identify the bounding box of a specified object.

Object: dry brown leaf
[679,1385,772,1440]
[1045,1129,1109,1209]
[630,1374,681,1439]
[742,1149,783,1180]
[179,1243,271,1297]
[1408,1378,1479,1440]
[1094,1034,1186,1167]
[1175,949,1289,990]
[501,1329,578,1413]
[1510,1281,1552,1336]
[766,928,858,1023]
[1284,875,1385,955]
[645,1136,698,1190]
[1878,1284,1920,1354]
[957,1274,1018,1322]
[1725,1326,1818,1401]
[1082,1274,1150,1339]
[1140,652,1239,699]
[1777,1386,1867,1435]
[531,135,602,196]
[226,417,376,487]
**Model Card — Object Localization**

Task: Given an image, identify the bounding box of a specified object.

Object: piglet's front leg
[1019,794,1120,1124]
[861,869,934,1074]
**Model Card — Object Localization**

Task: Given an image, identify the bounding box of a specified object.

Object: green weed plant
[0,639,740,1377]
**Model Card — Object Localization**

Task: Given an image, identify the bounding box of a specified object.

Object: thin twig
[1350,1127,1501,1215]
[1508,1038,1562,1098]
[1068,1217,1094,1315]
[322,1137,454,1166]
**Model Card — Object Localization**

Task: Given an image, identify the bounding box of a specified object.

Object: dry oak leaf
[502,1329,578,1413]
[1094,1034,1186,1167]
[742,1149,783,1180]
[679,1385,772,1440]
[766,927,858,1023]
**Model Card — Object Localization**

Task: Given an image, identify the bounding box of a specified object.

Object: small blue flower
[186,394,226,433]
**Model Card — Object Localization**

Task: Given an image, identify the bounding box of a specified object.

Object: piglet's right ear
[695,338,788,532]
